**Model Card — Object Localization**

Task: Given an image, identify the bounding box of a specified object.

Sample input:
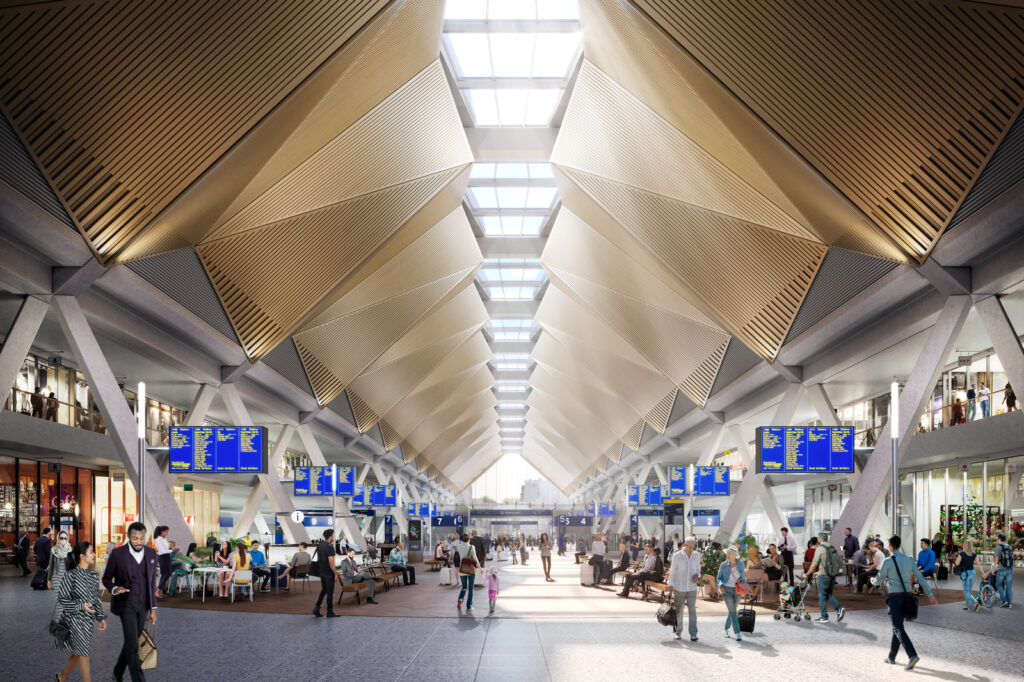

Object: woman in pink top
[487,565,499,614]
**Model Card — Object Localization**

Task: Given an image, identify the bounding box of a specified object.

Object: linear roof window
[477,215,546,237]
[498,401,527,410]
[487,318,536,328]
[469,186,557,209]
[444,0,580,21]
[446,33,581,79]
[496,380,530,392]
[479,258,546,285]
[465,88,562,126]
[499,415,525,422]
[487,286,539,300]
[494,353,530,361]
[492,331,533,342]
[471,162,553,180]
[495,362,530,371]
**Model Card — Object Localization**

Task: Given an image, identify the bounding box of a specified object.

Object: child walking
[487,565,499,614]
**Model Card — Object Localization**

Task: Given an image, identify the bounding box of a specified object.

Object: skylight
[471,162,553,180]
[479,258,546,284]
[467,186,556,210]
[498,401,527,410]
[495,362,530,370]
[477,215,546,237]
[496,381,530,392]
[465,89,562,126]
[487,286,538,300]
[487,318,536,328]
[444,0,580,21]
[499,415,526,422]
[492,331,533,342]
[494,353,530,361]
[445,33,581,79]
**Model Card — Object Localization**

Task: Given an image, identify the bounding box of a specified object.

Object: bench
[370,564,403,590]
[425,559,444,571]
[336,582,369,605]
[644,581,672,603]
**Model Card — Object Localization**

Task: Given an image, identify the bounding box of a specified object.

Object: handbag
[308,548,320,578]
[138,623,157,670]
[656,592,676,627]
[459,549,477,576]
[731,567,749,596]
[891,558,919,621]
[47,601,71,649]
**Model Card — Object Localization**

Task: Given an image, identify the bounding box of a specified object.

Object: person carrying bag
[872,535,937,670]
[456,534,478,612]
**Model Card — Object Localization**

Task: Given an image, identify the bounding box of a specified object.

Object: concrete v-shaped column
[51,296,195,546]
[715,382,804,543]
[0,296,49,404]
[830,296,972,546]
[806,383,861,488]
[232,424,297,540]
[297,423,364,546]
[975,295,1024,399]
[728,425,788,536]
[220,384,309,544]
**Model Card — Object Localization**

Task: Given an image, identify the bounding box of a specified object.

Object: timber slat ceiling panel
[346,389,380,434]
[199,166,465,360]
[709,339,764,397]
[631,0,1024,260]
[948,111,1024,231]
[622,419,645,452]
[0,0,388,261]
[0,110,74,228]
[558,165,826,360]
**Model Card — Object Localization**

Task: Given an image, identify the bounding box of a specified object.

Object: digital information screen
[757,426,855,473]
[694,466,730,496]
[407,502,434,517]
[336,466,355,496]
[643,484,663,507]
[293,466,335,496]
[598,503,617,517]
[169,426,267,474]
[628,485,640,506]
[350,484,370,508]
[669,466,688,495]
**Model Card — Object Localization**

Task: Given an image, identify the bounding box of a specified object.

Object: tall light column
[137,381,146,526]
[890,381,899,537]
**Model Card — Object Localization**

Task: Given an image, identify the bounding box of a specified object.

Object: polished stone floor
[4,554,1020,681]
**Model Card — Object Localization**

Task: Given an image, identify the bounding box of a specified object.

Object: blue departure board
[598,503,617,517]
[643,484,662,506]
[669,466,688,495]
[169,426,267,474]
[694,466,730,496]
[757,426,854,473]
[383,485,397,506]
[628,485,640,506]
[336,466,355,496]
[293,466,335,496]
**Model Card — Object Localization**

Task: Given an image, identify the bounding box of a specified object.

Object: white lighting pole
[137,381,146,526]
[890,381,899,537]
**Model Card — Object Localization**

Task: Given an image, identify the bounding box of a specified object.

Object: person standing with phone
[101,522,157,682]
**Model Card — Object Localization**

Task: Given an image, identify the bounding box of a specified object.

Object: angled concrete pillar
[715,382,804,543]
[831,296,972,546]
[51,295,194,546]
[975,295,1024,396]
[357,464,371,484]
[0,296,49,404]
[221,385,309,543]
[652,462,668,486]
[233,424,296,539]
[184,384,218,426]
[297,423,364,545]
[729,425,788,536]
[806,383,861,488]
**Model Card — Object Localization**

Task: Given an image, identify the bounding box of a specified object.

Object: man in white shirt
[590,533,607,587]
[858,540,885,592]
[154,525,172,598]
[668,536,702,641]
[979,382,991,417]
[779,527,798,583]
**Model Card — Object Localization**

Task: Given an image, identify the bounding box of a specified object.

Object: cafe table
[191,566,231,603]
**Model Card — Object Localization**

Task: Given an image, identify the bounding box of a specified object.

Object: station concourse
[1,1,1023,681]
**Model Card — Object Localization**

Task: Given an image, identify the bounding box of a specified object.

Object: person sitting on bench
[617,545,661,597]
[389,542,417,585]
[341,547,378,604]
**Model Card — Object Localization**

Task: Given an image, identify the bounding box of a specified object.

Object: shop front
[171,482,221,546]
[94,470,138,554]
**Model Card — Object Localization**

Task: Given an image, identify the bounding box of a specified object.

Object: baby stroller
[774,580,811,622]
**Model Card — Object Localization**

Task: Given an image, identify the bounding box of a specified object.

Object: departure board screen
[694,466,730,496]
[669,466,688,495]
[169,426,267,473]
[598,503,617,517]
[336,466,355,496]
[292,466,335,496]
[756,426,855,473]
[643,484,662,506]
[628,486,640,506]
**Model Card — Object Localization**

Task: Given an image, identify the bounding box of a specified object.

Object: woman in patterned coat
[55,541,107,682]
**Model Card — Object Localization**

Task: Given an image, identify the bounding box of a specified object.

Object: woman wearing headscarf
[48,530,72,597]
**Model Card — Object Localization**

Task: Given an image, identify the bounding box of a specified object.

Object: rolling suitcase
[738,607,756,633]
[580,561,594,586]
[31,568,48,590]
[438,566,454,586]
[937,565,949,581]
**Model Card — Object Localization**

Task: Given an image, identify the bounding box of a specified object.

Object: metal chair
[230,569,254,603]
[293,564,311,593]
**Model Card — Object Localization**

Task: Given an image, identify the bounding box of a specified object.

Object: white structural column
[831,296,972,546]
[233,424,296,539]
[975,295,1024,395]
[715,382,804,543]
[806,383,861,488]
[297,424,365,546]
[728,425,788,535]
[221,384,309,544]
[51,296,195,545]
[0,296,49,403]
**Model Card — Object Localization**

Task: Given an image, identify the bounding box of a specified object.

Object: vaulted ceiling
[1,0,1021,496]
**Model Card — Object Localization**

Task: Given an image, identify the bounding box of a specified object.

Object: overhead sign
[642,484,663,507]
[431,514,465,527]
[290,510,304,524]
[470,508,553,517]
[350,484,370,508]
[692,509,720,527]
[383,485,397,506]
[628,485,640,506]
[756,426,855,473]
[694,466,730,496]
[558,514,595,526]
[169,426,268,473]
[335,466,355,496]
[598,502,617,517]
[407,502,435,518]
[293,466,334,496]
[669,466,688,495]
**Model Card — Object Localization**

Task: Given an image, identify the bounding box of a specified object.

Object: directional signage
[669,466,688,495]
[598,502,617,517]
[694,466,730,496]
[350,484,369,508]
[558,514,595,527]
[293,466,334,496]
[431,514,465,527]
[383,514,394,543]
[642,484,663,507]
[169,426,267,473]
[693,509,720,527]
[383,485,397,506]
[756,426,855,473]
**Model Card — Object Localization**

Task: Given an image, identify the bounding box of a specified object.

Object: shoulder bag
[459,548,477,576]
[656,591,676,627]
[731,566,749,596]
[47,600,71,649]
[891,558,919,621]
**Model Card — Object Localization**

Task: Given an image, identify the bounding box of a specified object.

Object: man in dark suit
[16,531,31,576]
[102,521,158,682]
[470,530,486,569]
[34,526,52,573]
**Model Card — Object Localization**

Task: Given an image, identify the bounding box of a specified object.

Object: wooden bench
[425,559,444,571]
[644,581,672,603]
[336,582,369,605]
[370,564,403,590]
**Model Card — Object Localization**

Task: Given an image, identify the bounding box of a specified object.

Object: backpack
[998,543,1014,569]
[824,544,844,577]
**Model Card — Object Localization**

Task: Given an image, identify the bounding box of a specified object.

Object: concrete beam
[0,296,49,404]
[916,258,971,296]
[975,295,1024,399]
[52,258,107,295]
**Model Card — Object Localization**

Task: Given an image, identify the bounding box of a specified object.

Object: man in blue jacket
[916,538,936,579]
